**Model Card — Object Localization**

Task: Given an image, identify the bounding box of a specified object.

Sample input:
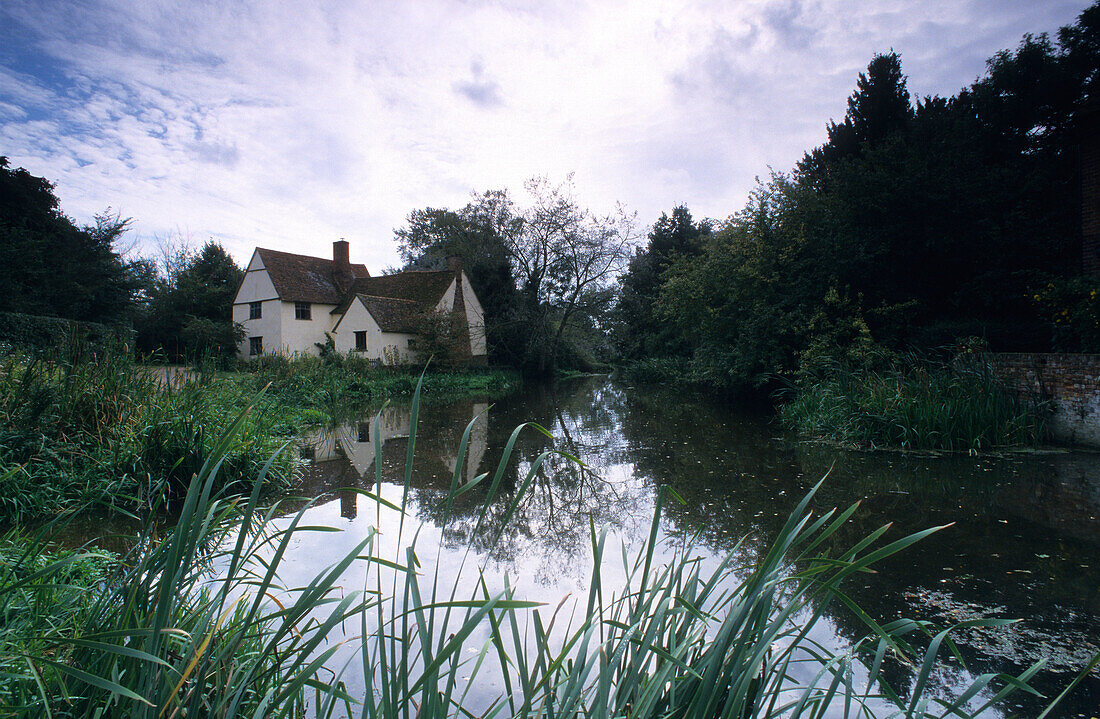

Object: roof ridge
[257,247,334,262]
[358,294,419,304]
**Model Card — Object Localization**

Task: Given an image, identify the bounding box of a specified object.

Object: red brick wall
[991,352,1100,447]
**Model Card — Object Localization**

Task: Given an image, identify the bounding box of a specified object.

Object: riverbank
[621,355,1051,452]
[0,348,520,525]
[4,378,1090,717]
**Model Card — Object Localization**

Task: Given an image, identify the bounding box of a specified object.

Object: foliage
[135,240,244,362]
[619,356,697,385]
[1,385,1085,716]
[396,196,521,365]
[614,205,711,360]
[0,158,147,325]
[413,308,470,370]
[778,355,1049,451]
[0,311,127,356]
[0,345,295,523]
[623,6,1099,395]
[397,176,636,375]
[1034,276,1100,352]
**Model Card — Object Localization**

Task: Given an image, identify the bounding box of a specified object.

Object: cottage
[232,240,486,364]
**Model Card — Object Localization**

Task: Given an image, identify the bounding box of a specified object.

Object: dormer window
[295,302,312,320]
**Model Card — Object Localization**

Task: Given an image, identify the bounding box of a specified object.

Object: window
[357,422,370,443]
[249,336,263,356]
[249,301,262,319]
[295,301,311,320]
[354,331,367,351]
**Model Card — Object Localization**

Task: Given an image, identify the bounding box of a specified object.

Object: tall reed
[778,356,1048,451]
[2,378,1092,717]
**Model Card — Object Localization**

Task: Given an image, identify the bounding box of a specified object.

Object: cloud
[0,0,1090,269]
[453,57,504,108]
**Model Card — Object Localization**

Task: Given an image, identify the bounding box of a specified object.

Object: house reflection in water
[291,402,490,520]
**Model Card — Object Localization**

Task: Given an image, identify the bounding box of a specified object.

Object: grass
[0,346,520,525]
[778,356,1049,452]
[2,375,1094,717]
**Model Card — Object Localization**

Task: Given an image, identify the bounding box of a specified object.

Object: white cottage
[232,240,486,364]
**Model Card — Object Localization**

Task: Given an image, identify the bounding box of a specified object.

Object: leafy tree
[396,194,521,365]
[135,241,243,361]
[397,176,636,374]
[0,158,146,325]
[507,175,637,374]
[615,205,710,359]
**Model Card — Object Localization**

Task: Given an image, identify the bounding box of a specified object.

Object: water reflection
[277,378,1097,717]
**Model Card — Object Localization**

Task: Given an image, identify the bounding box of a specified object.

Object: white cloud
[0,0,1089,268]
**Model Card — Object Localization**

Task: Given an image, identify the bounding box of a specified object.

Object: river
[267,377,1098,717]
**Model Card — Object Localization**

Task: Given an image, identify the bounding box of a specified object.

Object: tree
[506,175,637,374]
[135,240,243,361]
[798,52,913,182]
[396,176,636,374]
[395,194,521,365]
[615,206,710,359]
[0,157,146,325]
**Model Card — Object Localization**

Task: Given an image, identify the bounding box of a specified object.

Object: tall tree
[0,158,145,325]
[395,193,521,365]
[508,175,637,374]
[395,176,636,374]
[798,52,913,182]
[135,241,243,361]
[615,205,710,359]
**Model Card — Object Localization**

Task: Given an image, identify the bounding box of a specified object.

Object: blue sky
[0,0,1091,269]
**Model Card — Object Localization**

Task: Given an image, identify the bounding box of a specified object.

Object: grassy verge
[777,357,1048,452]
[0,347,520,524]
[1,382,1089,717]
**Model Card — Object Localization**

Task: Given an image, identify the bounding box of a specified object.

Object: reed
[778,357,1048,451]
[0,346,294,523]
[3,377,1089,717]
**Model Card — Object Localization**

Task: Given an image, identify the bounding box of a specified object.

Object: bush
[0,311,127,356]
[1034,275,1100,353]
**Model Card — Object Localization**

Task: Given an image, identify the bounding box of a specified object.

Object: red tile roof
[256,248,369,303]
[355,295,421,333]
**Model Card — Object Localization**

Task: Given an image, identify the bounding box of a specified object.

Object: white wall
[332,299,418,363]
[233,251,281,357]
[278,301,338,356]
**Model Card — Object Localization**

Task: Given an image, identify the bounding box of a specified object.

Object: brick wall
[991,352,1100,447]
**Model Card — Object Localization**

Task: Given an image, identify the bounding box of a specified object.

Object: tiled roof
[331,271,455,317]
[357,295,421,333]
[351,271,455,308]
[257,248,369,303]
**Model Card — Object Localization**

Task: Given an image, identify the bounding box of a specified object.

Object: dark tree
[0,157,145,325]
[615,205,710,359]
[135,241,244,361]
[396,195,521,366]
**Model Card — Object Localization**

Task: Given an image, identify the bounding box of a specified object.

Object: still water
[277,377,1098,717]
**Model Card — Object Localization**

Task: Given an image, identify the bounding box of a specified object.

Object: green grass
[2,377,1092,717]
[778,357,1049,452]
[0,347,520,525]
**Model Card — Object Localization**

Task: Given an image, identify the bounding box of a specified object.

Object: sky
[0,0,1092,270]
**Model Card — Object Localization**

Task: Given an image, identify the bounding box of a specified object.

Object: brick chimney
[333,239,353,292]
